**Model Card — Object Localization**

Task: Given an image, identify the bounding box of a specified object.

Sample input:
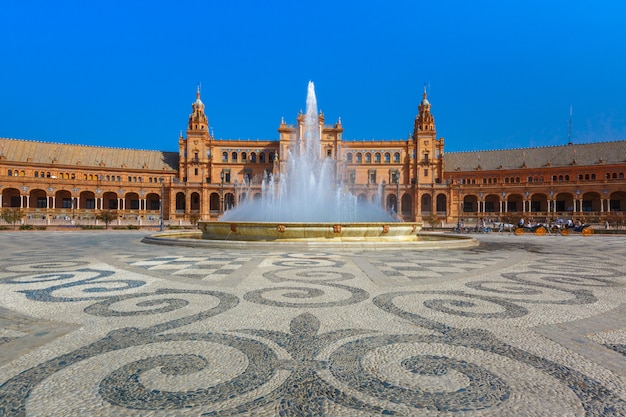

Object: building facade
[1,88,625,227]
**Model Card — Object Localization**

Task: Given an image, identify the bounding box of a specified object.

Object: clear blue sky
[2,0,626,152]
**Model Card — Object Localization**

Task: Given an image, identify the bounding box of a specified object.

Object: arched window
[394,152,400,163]
[356,153,362,163]
[269,152,275,162]
[346,153,353,163]
[241,152,247,162]
[8,169,12,176]
[222,152,228,162]
[375,153,381,163]
[365,153,372,163]
[231,152,238,162]
[259,152,266,163]
[250,152,257,163]
[384,153,390,163]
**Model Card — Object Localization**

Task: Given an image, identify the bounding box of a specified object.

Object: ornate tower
[412,86,444,186]
[179,86,213,183]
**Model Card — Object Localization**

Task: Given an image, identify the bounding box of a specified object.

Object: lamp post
[457,179,461,229]
[159,178,164,231]
[220,171,225,214]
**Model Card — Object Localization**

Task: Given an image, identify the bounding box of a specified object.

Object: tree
[96,210,118,230]
[2,208,25,230]
[424,213,441,230]
[189,213,200,228]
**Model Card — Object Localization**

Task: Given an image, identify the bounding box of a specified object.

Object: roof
[445,141,626,172]
[0,138,179,171]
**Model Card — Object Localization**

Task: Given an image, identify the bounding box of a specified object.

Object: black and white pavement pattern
[0,231,625,416]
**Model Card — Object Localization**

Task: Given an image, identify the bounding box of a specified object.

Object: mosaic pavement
[0,231,625,416]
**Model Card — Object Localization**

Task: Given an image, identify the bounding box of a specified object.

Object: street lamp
[159,178,164,231]
[220,171,225,213]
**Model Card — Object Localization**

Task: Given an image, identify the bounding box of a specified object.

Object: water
[220,82,396,223]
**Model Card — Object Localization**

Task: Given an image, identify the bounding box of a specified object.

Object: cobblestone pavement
[1,231,625,416]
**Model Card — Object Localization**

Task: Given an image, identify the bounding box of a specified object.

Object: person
[518,217,525,227]
[605,221,609,230]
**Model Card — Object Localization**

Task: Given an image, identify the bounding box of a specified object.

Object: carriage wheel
[581,227,594,236]
[514,228,524,236]
[560,229,570,236]
[534,227,547,236]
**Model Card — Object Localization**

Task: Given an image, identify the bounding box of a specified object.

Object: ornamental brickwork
[1,88,625,228]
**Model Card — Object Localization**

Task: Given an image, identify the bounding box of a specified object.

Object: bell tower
[412,86,444,186]
[178,85,213,183]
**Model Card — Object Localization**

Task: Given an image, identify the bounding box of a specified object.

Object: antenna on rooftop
[567,105,573,145]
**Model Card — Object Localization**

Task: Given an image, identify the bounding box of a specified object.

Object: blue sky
[2,0,626,152]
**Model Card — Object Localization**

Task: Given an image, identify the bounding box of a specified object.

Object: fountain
[145,82,477,250]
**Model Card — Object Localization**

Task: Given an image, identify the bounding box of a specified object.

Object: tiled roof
[445,141,626,172]
[0,138,178,171]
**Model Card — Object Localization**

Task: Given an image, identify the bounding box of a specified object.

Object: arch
[384,152,390,163]
[356,153,362,163]
[506,193,523,213]
[190,192,200,211]
[530,193,548,212]
[483,193,500,213]
[581,191,601,212]
[224,193,235,210]
[421,194,432,213]
[2,187,21,208]
[54,190,73,210]
[394,152,401,163]
[125,192,140,211]
[209,192,220,212]
[259,152,266,163]
[365,153,372,163]
[28,189,47,209]
[222,152,228,162]
[436,193,447,213]
[386,194,397,213]
[555,192,574,212]
[462,195,478,213]
[103,191,118,210]
[241,152,247,162]
[401,193,412,216]
[357,193,367,204]
[231,152,238,162]
[375,152,381,163]
[80,190,96,210]
[346,153,353,163]
[175,192,186,211]
[250,152,257,163]
[252,192,262,201]
[609,191,626,212]
[146,192,160,211]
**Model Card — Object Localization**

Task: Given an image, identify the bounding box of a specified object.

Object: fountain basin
[199,221,422,242]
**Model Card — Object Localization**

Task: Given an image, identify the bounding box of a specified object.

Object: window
[390,170,399,184]
[222,152,228,162]
[346,153,353,163]
[348,170,356,184]
[86,199,96,209]
[394,152,400,163]
[242,152,247,162]
[368,169,376,184]
[129,200,140,210]
[356,153,362,163]
[365,153,372,163]
[194,168,198,175]
[269,152,276,162]
[62,198,72,209]
[424,169,428,177]
[232,152,238,162]
[384,153,390,163]
[259,153,266,163]
[36,197,47,208]
[375,153,381,163]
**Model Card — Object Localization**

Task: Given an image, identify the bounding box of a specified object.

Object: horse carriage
[513,222,594,236]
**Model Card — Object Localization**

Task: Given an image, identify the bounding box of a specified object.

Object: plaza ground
[0,231,625,416]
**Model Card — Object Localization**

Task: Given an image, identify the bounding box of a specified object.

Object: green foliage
[2,208,25,230]
[95,210,118,229]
